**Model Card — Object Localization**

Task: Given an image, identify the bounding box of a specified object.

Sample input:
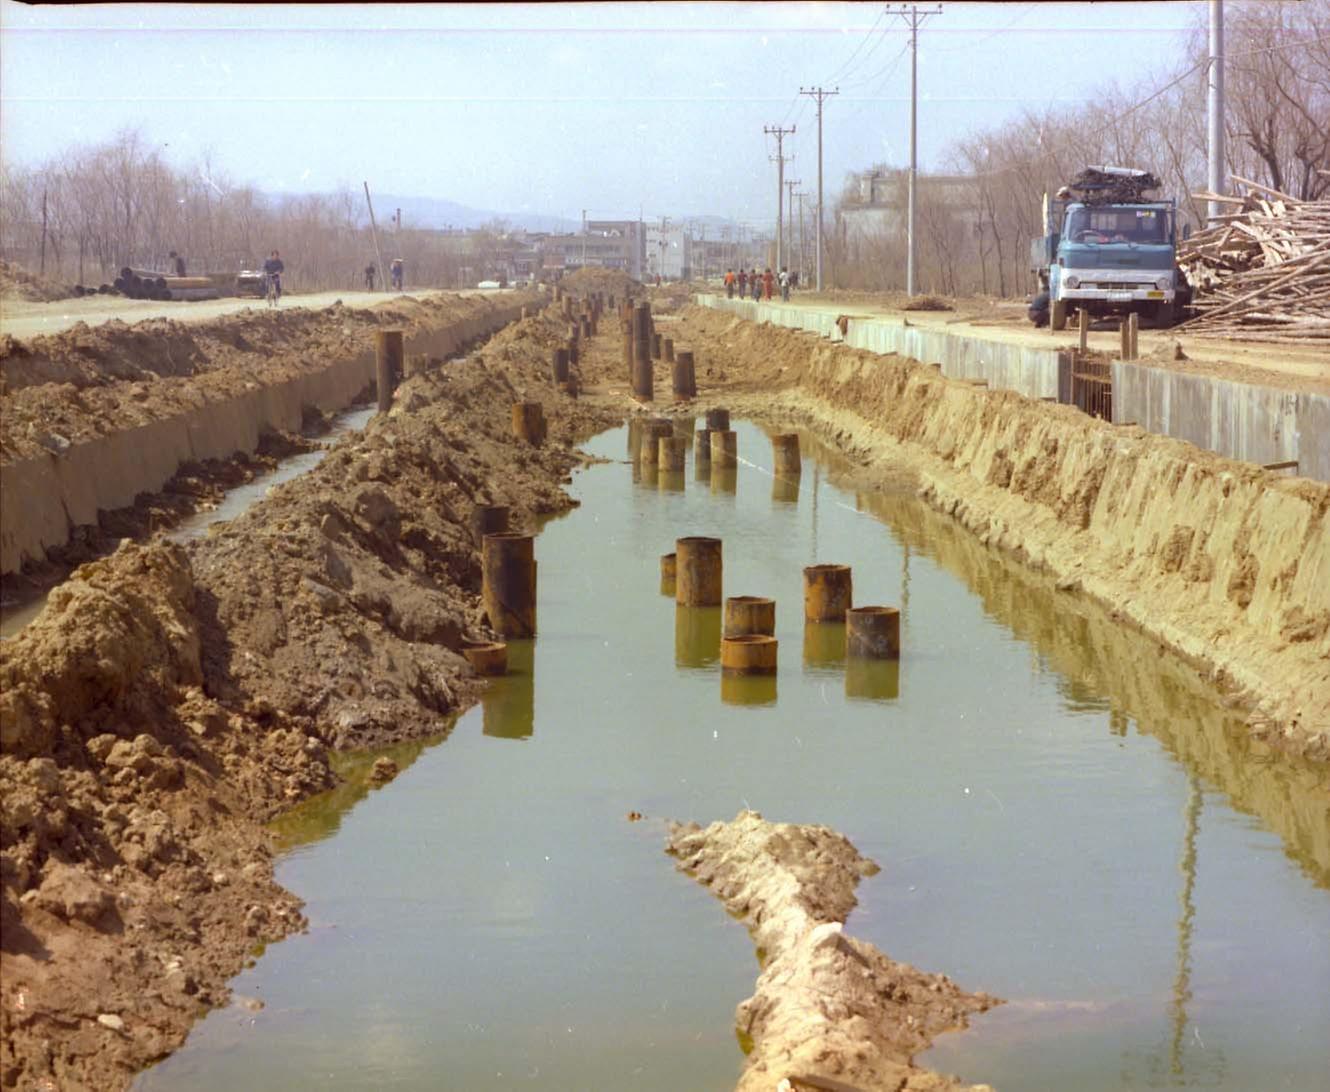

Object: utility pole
[363,182,387,292]
[794,190,809,282]
[1207,0,1225,226]
[784,178,800,272]
[799,86,838,291]
[885,5,941,296]
[764,124,795,271]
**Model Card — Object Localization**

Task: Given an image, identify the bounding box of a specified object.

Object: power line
[824,7,890,84]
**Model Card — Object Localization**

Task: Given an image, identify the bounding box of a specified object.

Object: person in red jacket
[762,268,775,300]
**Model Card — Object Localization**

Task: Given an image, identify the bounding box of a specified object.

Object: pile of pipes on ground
[112,266,220,301]
[1179,173,1330,339]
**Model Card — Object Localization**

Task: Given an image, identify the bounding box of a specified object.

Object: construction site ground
[1,272,1326,1091]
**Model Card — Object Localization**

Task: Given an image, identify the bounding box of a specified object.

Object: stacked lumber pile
[1179,174,1330,339]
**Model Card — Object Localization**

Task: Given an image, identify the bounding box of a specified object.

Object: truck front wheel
[1051,299,1068,331]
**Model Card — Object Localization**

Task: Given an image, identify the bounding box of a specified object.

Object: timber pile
[1179,174,1330,339]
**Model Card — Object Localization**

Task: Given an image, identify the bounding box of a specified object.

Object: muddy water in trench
[138,421,1330,1091]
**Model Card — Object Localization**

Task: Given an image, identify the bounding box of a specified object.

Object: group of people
[364,257,405,291]
[723,266,797,302]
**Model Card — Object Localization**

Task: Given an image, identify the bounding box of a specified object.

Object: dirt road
[0,288,510,340]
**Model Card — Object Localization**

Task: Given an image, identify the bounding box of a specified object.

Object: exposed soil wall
[0,292,539,576]
[0,300,618,1090]
[665,306,1330,760]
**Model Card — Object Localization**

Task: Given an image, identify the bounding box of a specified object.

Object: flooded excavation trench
[139,420,1329,1091]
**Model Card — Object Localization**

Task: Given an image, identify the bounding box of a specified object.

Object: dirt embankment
[0,297,620,1090]
[666,305,1330,759]
[0,260,74,304]
[667,811,998,1092]
[0,291,530,457]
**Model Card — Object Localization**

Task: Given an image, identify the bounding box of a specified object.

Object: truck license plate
[1107,291,1133,301]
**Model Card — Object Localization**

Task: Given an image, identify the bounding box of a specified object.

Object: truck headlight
[1156,276,1172,290]
[1065,275,1080,289]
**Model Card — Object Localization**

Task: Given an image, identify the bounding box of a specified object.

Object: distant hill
[362,194,579,234]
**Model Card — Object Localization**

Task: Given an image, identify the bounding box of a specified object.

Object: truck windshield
[1064,207,1168,244]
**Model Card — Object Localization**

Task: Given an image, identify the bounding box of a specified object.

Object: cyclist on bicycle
[263,250,285,300]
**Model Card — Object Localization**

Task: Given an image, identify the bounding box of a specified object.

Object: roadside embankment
[695,293,1330,482]
[0,296,620,1090]
[668,305,1330,759]
[0,291,539,577]
[667,811,999,1091]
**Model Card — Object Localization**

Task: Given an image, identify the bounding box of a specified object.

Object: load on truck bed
[1028,166,1192,330]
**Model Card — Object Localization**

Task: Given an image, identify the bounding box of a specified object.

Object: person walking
[390,257,404,291]
[762,268,774,300]
[724,268,735,298]
[364,263,376,291]
[738,268,748,297]
[779,266,790,302]
[751,269,761,301]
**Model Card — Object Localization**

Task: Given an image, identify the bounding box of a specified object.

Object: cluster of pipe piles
[112,266,220,301]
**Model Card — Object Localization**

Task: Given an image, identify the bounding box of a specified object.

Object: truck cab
[1029,169,1191,330]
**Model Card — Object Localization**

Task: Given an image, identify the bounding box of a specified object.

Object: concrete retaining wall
[695,293,1066,400]
[1112,361,1330,483]
[1,296,533,576]
[696,293,1329,482]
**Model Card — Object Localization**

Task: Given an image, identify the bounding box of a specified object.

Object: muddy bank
[0,296,620,1090]
[0,290,538,577]
[665,305,1330,760]
[667,811,999,1091]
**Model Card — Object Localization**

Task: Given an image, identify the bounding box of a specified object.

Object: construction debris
[1179,176,1330,339]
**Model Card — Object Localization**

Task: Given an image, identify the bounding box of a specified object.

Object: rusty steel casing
[651,332,663,360]
[511,401,546,445]
[552,347,570,383]
[470,504,510,545]
[463,641,508,676]
[675,535,722,607]
[672,350,697,400]
[772,433,801,475]
[639,419,673,464]
[705,407,731,432]
[724,595,775,638]
[659,435,687,472]
[803,563,852,622]
[482,532,536,638]
[375,329,404,414]
[720,634,778,676]
[710,429,738,469]
[663,337,675,363]
[694,429,712,469]
[660,551,677,596]
[846,606,900,659]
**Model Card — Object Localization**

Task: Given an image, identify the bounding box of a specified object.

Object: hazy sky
[1,2,1205,226]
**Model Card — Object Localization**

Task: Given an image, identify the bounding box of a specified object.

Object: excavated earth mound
[667,811,999,1092]
[0,295,618,1090]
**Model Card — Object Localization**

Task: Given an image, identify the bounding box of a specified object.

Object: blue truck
[1029,166,1191,330]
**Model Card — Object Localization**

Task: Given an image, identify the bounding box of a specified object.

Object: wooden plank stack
[1178,173,1330,340]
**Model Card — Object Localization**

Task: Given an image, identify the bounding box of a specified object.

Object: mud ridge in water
[0,284,627,1091]
[666,810,1000,1092]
